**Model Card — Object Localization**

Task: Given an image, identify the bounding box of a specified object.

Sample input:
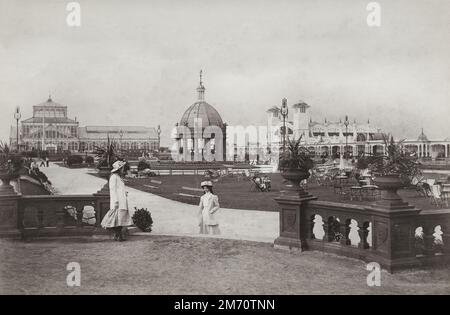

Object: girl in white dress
[101,160,134,241]
[198,181,220,235]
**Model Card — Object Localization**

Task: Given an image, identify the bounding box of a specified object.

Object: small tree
[94,135,122,169]
[137,160,151,171]
[85,155,95,165]
[368,134,421,184]
[0,141,23,177]
[132,207,153,232]
[279,136,314,172]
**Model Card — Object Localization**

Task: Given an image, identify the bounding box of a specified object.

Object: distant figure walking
[45,157,50,167]
[198,180,221,235]
[101,161,134,241]
[40,158,46,168]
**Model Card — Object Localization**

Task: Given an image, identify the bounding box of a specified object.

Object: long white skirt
[101,208,133,229]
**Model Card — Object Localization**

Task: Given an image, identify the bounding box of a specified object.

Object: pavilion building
[266,101,450,160]
[10,96,159,154]
[173,72,227,162]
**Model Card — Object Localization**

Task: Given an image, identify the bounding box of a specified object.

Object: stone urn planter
[372,174,412,210]
[96,166,112,195]
[0,172,19,195]
[97,166,112,179]
[280,169,311,198]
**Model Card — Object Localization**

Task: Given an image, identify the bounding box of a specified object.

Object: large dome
[180,101,224,129]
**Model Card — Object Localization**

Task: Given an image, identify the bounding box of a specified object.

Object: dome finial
[197,70,205,101]
[48,91,52,102]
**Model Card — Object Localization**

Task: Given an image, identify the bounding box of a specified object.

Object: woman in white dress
[101,160,133,241]
[198,181,221,235]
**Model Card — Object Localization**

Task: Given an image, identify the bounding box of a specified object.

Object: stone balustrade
[0,177,110,239]
[274,193,450,273]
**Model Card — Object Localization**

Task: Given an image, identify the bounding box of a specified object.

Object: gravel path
[1,236,449,295]
[43,163,279,243]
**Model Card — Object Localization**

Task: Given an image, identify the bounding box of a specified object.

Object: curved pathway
[43,163,279,243]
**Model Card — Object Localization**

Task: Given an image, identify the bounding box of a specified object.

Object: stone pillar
[364,203,421,272]
[93,189,110,230]
[366,176,421,272]
[274,193,317,251]
[0,176,22,238]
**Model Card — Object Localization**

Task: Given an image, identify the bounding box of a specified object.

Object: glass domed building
[174,72,227,161]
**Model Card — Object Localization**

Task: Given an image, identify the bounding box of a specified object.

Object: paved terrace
[43,163,279,243]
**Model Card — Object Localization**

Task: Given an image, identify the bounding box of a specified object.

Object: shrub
[279,136,314,172]
[137,160,151,171]
[21,151,38,158]
[85,156,95,165]
[67,155,83,166]
[132,207,153,232]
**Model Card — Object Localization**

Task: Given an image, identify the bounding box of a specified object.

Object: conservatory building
[10,96,159,153]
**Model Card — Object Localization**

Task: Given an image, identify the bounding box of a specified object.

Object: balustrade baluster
[322,220,329,242]
[76,204,83,228]
[56,206,65,229]
[340,220,351,246]
[358,223,370,249]
[423,225,435,256]
[309,216,315,239]
[37,208,44,229]
[443,228,450,254]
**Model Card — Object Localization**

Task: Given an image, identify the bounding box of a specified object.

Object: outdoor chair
[440,184,450,207]
[430,184,443,207]
[249,176,268,192]
[410,176,432,197]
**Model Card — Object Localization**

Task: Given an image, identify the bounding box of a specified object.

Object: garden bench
[176,192,201,199]
[144,184,159,190]
[174,186,204,201]
[181,186,203,193]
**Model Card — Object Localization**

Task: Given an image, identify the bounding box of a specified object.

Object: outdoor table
[335,175,348,183]
[333,176,348,195]
[436,179,448,186]
[350,186,362,201]
[359,179,370,186]
[361,185,379,201]
[441,184,450,207]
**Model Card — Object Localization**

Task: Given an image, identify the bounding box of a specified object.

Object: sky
[0,0,449,146]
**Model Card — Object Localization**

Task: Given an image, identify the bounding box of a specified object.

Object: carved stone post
[0,175,22,238]
[422,225,435,256]
[365,203,421,273]
[274,193,317,251]
[358,222,370,249]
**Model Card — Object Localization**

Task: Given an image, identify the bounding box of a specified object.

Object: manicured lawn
[1,236,449,295]
[125,174,442,211]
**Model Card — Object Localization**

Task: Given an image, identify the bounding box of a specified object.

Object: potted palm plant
[368,134,421,208]
[279,136,315,197]
[0,142,23,190]
[94,135,121,179]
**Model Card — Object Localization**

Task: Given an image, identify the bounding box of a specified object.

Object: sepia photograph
[0,0,449,303]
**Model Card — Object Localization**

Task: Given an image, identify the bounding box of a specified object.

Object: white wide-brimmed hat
[111,160,126,173]
[200,180,213,188]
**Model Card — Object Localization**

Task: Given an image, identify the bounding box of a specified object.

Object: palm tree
[94,135,122,169]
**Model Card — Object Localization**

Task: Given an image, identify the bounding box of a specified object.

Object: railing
[302,201,373,256]
[413,209,450,261]
[17,194,110,238]
[275,196,450,272]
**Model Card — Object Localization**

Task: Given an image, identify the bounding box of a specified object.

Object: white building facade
[266,101,450,160]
